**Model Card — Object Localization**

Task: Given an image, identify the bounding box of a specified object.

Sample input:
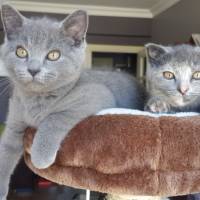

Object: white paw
[31,146,57,169]
[0,184,8,200]
[145,98,170,113]
[0,193,7,200]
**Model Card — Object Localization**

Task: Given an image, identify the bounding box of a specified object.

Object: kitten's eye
[192,71,200,80]
[47,50,60,61]
[163,71,175,80]
[16,47,28,58]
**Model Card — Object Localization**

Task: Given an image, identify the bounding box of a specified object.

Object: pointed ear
[145,43,169,62]
[1,4,24,39]
[60,10,88,45]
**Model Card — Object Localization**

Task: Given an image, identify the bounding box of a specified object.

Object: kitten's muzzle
[28,68,41,77]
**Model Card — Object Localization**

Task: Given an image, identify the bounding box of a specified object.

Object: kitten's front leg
[30,113,69,169]
[0,123,26,200]
[31,110,102,169]
[145,97,171,113]
[31,84,116,169]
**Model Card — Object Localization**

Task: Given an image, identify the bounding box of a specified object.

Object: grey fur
[0,4,145,200]
[145,43,200,113]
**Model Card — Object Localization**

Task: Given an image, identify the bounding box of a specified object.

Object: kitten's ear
[1,4,24,39]
[145,43,169,61]
[60,10,88,45]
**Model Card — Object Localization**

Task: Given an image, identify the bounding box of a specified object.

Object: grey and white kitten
[0,5,146,200]
[145,43,200,113]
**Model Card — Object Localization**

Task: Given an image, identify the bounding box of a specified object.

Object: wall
[0,12,152,46]
[88,16,151,45]
[152,0,200,44]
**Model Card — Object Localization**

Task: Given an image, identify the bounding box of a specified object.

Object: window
[83,44,146,83]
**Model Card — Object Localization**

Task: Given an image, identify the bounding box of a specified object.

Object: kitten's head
[146,43,200,107]
[1,4,88,93]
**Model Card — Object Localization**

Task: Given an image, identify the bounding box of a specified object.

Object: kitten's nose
[28,69,40,77]
[178,86,189,95]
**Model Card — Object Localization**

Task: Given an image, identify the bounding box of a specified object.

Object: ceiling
[9,0,181,18]
[12,0,164,9]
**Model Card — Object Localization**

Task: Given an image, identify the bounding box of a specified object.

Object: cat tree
[23,108,200,199]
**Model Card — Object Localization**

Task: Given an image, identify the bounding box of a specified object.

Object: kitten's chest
[22,96,55,127]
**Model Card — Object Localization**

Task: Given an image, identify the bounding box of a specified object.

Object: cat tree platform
[23,109,200,197]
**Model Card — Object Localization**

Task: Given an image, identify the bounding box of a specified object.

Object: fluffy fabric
[23,109,200,196]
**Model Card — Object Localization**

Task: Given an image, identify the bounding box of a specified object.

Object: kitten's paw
[31,144,57,169]
[145,98,170,113]
[0,196,6,200]
[0,184,8,200]
[0,190,8,200]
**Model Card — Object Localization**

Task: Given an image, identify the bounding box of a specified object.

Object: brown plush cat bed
[23,109,200,196]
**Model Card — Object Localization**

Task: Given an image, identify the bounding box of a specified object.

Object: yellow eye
[192,71,200,80]
[47,50,60,61]
[163,71,175,80]
[16,47,28,58]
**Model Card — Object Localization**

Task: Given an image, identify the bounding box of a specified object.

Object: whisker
[0,85,10,97]
[0,76,9,79]
[188,94,200,97]
[0,79,12,91]
[46,75,56,78]
[166,91,176,95]
[0,84,10,91]
[0,80,10,85]
[0,82,9,86]
[0,78,10,83]
[45,74,56,78]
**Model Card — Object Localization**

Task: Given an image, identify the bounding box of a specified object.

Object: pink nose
[178,86,189,95]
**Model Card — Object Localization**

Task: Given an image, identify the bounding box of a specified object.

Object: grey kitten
[0,5,146,200]
[145,43,200,113]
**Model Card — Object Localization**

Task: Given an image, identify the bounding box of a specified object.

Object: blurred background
[0,0,200,199]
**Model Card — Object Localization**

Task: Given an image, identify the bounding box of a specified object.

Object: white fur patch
[97,108,199,118]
